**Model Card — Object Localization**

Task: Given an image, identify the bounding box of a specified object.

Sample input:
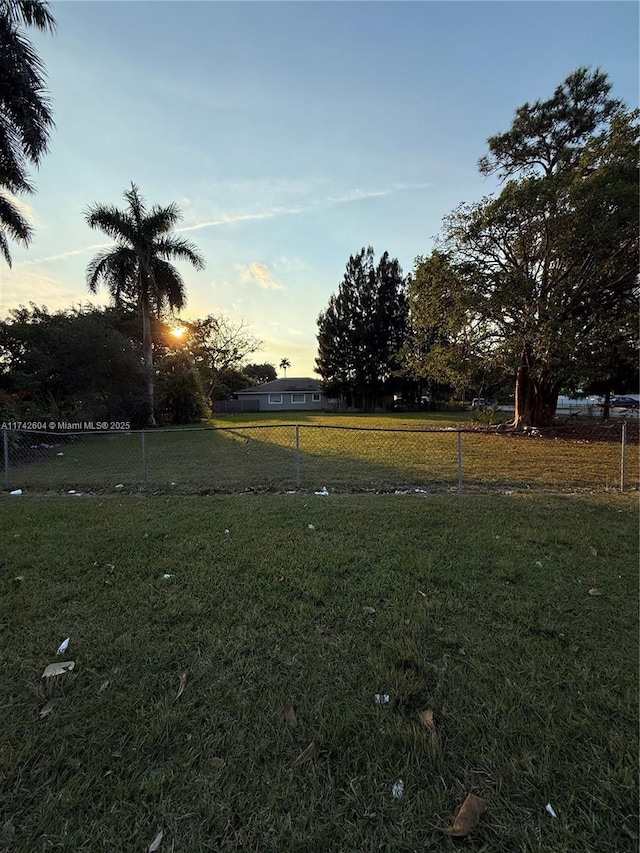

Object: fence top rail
[2,423,467,436]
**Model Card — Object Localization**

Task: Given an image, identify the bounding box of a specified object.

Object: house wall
[237,392,325,411]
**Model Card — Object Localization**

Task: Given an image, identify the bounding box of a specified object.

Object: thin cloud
[17,242,112,266]
[234,262,284,291]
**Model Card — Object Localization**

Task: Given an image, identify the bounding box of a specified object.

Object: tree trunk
[513,360,559,429]
[141,290,156,427]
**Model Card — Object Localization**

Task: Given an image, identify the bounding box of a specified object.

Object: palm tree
[279,357,291,378]
[85,183,205,426]
[0,0,55,265]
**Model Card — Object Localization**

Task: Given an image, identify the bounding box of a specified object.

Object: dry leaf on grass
[589,546,598,557]
[148,828,164,851]
[42,661,75,678]
[292,741,315,766]
[442,793,486,837]
[418,708,436,732]
[362,606,376,614]
[284,702,297,727]
[39,699,57,719]
[211,757,226,769]
[588,588,602,596]
[98,679,110,693]
[176,671,188,699]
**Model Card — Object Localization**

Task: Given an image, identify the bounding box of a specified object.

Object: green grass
[5,412,636,494]
[0,492,637,851]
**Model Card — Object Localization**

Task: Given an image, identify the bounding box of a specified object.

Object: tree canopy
[408,68,639,427]
[316,247,409,410]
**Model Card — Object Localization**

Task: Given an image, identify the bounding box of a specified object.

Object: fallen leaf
[56,637,70,655]
[442,793,486,837]
[307,523,315,530]
[148,828,164,851]
[589,546,598,557]
[98,679,110,693]
[284,702,297,727]
[40,699,57,719]
[362,606,376,614]
[176,671,188,699]
[211,757,226,769]
[42,661,75,678]
[292,741,315,766]
[418,708,436,732]
[588,588,602,596]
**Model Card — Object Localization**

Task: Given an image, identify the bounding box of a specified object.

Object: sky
[1,1,638,377]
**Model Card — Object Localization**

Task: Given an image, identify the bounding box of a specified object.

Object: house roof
[236,378,323,394]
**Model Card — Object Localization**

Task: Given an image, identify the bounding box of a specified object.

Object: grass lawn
[5,411,636,494]
[0,492,637,851]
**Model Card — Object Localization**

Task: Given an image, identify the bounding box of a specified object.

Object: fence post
[141,430,148,489]
[620,420,627,493]
[3,428,9,490]
[295,425,301,488]
[457,430,463,491]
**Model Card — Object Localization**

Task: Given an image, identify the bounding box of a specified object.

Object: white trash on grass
[42,661,75,678]
[391,779,405,799]
[545,803,558,819]
[56,637,70,655]
[307,524,316,531]
[374,693,390,705]
[314,486,329,496]
[9,489,22,496]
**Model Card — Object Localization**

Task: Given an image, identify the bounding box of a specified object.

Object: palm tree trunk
[141,287,156,427]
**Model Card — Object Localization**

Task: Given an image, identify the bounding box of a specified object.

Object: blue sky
[2,1,638,376]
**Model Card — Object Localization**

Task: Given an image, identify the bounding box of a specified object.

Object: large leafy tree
[0,304,148,423]
[0,0,55,264]
[316,247,409,409]
[411,69,639,428]
[85,184,205,425]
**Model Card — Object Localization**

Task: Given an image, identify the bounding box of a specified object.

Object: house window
[291,393,306,404]
[268,394,283,404]
[312,393,321,402]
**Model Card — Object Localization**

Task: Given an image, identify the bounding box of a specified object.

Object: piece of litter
[148,829,164,851]
[40,699,57,719]
[418,590,426,597]
[115,483,124,489]
[545,803,558,819]
[176,670,188,699]
[504,490,514,495]
[588,588,602,596]
[68,490,77,494]
[224,529,230,535]
[56,637,70,655]
[170,482,176,486]
[98,679,110,693]
[14,576,24,582]
[42,661,75,678]
[283,702,297,727]
[285,490,297,494]
[391,779,404,799]
[414,488,428,493]
[535,561,543,568]
[374,694,390,705]
[307,524,315,530]
[442,792,486,837]
[9,489,22,496]
[495,535,501,539]
[362,606,376,614]
[314,486,329,495]
[57,452,64,456]
[162,574,173,580]
[292,741,315,766]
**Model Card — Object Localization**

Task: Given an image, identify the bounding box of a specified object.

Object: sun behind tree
[85,183,205,426]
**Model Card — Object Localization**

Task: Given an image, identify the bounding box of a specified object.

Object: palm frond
[143,202,182,238]
[150,258,187,311]
[154,236,206,270]
[0,0,56,32]
[0,191,32,265]
[86,246,137,304]
[84,204,136,245]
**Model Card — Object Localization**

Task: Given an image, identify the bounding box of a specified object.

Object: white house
[233,378,325,411]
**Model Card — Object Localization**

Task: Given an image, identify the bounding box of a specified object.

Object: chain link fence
[1,421,636,495]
